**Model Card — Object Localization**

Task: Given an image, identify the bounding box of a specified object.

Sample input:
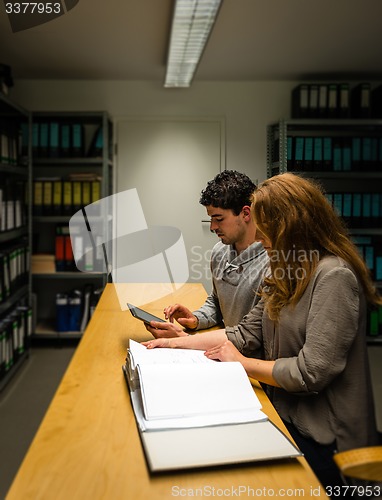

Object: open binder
[123,340,301,472]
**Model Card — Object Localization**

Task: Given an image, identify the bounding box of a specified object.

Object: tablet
[127,303,165,325]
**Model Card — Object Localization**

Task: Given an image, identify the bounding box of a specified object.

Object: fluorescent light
[164,0,223,88]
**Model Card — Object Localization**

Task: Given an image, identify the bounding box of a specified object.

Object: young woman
[144,173,381,491]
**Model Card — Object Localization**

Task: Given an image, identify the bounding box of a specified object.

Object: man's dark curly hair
[199,170,256,215]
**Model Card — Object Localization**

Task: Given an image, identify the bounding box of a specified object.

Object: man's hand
[145,321,188,338]
[163,303,198,330]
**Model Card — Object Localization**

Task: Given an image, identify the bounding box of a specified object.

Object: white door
[115,117,225,296]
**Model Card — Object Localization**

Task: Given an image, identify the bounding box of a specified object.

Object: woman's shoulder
[315,255,357,283]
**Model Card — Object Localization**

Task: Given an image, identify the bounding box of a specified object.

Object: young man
[146,170,269,338]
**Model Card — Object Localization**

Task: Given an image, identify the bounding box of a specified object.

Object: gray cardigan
[226,255,379,452]
[194,241,269,330]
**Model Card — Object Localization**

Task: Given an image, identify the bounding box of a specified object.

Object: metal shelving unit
[0,93,32,391]
[31,111,113,340]
[267,118,382,345]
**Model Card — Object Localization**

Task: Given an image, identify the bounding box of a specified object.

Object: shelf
[33,319,82,339]
[31,110,112,344]
[33,157,110,167]
[32,110,110,121]
[348,229,382,236]
[268,119,382,341]
[33,215,71,223]
[367,336,382,345]
[273,170,382,180]
[0,227,28,243]
[33,215,105,223]
[0,164,28,175]
[32,272,104,279]
[0,350,29,393]
[271,118,382,128]
[0,285,29,315]
[0,92,29,117]
[0,94,32,392]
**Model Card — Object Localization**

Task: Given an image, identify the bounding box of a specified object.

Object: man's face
[206,205,247,246]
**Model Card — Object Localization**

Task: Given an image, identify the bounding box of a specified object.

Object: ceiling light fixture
[164,0,223,88]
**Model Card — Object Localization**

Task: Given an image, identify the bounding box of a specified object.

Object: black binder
[39,122,49,157]
[308,84,319,118]
[318,84,328,118]
[303,137,313,171]
[294,137,304,171]
[323,137,333,171]
[371,84,382,118]
[49,122,60,157]
[327,84,338,118]
[71,124,85,157]
[313,137,323,171]
[338,83,350,118]
[291,84,309,118]
[60,124,71,157]
[351,83,371,118]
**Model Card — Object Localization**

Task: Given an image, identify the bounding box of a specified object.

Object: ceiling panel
[1,0,382,83]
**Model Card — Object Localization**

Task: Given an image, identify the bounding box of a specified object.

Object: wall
[11,79,297,183]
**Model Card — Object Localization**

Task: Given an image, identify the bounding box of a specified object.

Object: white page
[137,361,262,421]
[129,339,213,370]
[129,386,267,431]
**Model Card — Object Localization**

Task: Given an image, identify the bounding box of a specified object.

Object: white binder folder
[123,340,301,473]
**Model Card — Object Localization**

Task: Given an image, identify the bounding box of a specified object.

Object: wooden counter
[7,283,328,499]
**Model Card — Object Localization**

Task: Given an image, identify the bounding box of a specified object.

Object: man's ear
[242,205,252,221]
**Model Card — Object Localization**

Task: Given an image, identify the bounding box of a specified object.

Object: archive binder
[52,179,62,215]
[42,179,53,215]
[49,122,60,157]
[323,137,333,171]
[371,84,382,118]
[318,84,328,118]
[313,137,323,170]
[338,83,350,118]
[291,84,309,118]
[71,124,84,157]
[303,137,313,171]
[327,84,338,118]
[286,136,293,170]
[88,126,103,157]
[39,122,49,157]
[333,139,343,171]
[63,180,72,215]
[308,84,319,118]
[294,137,304,170]
[351,83,371,118]
[72,180,82,212]
[123,340,301,473]
[55,226,65,271]
[33,180,43,215]
[32,123,39,156]
[60,124,71,157]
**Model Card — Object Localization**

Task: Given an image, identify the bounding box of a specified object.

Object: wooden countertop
[7,283,328,499]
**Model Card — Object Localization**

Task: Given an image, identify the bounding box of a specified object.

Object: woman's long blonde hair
[251,173,382,321]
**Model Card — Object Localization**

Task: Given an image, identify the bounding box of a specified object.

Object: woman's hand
[204,340,245,363]
[141,338,172,349]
